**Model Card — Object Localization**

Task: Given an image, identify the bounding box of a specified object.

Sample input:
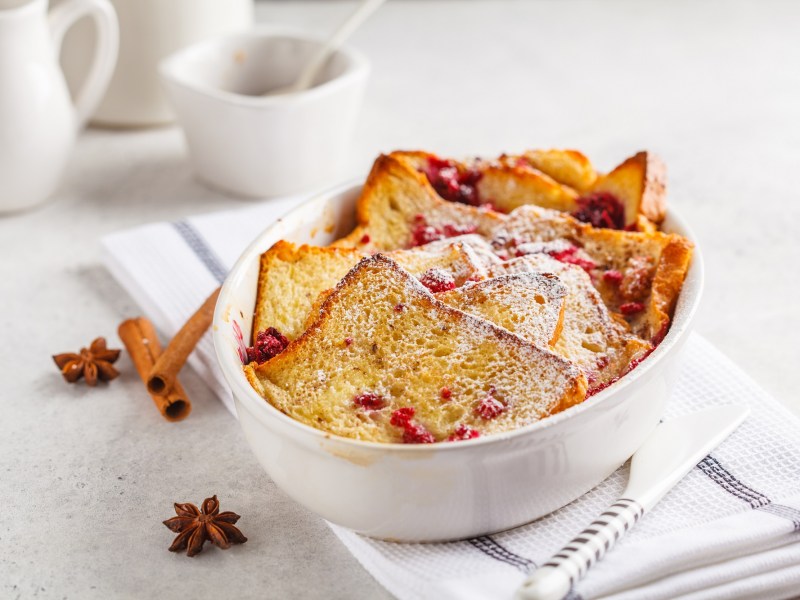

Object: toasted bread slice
[488,255,651,387]
[591,151,666,225]
[246,255,587,443]
[257,241,487,341]
[493,206,692,342]
[521,149,597,192]
[390,150,670,228]
[253,241,367,341]
[437,273,567,348]
[476,162,580,213]
[388,150,580,214]
[331,153,505,251]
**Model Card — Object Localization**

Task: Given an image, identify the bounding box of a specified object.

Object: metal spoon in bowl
[265,0,386,96]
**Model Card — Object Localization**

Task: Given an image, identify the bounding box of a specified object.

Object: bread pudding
[244,149,693,444]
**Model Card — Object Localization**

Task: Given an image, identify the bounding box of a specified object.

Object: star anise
[163,495,247,557]
[52,337,121,386]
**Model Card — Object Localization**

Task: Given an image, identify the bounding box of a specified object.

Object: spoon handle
[515,498,644,600]
[292,0,386,92]
[516,404,749,600]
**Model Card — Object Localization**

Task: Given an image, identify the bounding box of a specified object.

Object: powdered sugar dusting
[249,186,688,443]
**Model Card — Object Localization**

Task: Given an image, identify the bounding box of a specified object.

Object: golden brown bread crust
[390,149,581,214]
[477,162,579,213]
[580,227,692,340]
[592,151,667,225]
[492,206,693,342]
[639,235,694,341]
[332,153,505,250]
[253,240,366,340]
[521,149,598,192]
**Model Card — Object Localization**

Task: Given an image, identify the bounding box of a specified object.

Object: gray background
[2,1,799,598]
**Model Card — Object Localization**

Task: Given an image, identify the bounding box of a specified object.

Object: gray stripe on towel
[698,455,800,531]
[172,220,227,284]
[468,536,536,573]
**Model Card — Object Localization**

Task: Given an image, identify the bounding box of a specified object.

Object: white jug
[0,0,118,213]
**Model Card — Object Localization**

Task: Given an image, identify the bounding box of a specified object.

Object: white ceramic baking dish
[213,182,704,542]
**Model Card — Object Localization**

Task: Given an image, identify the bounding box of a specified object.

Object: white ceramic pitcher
[0,0,118,213]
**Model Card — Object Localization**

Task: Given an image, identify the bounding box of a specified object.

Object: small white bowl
[213,184,704,542]
[159,29,369,198]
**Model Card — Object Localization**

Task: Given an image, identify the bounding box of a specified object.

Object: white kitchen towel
[102,199,800,600]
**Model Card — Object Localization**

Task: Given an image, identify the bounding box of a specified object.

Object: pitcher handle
[49,0,119,130]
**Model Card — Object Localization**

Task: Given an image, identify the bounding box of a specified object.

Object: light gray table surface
[2,1,799,599]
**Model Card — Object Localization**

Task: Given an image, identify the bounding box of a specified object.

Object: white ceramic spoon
[265,0,386,96]
[515,404,750,600]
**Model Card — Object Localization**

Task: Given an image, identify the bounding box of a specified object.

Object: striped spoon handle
[515,405,749,600]
[515,498,645,600]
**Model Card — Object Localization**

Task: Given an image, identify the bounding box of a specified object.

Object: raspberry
[394,303,405,312]
[246,327,289,364]
[572,192,626,230]
[588,348,655,397]
[423,157,483,206]
[475,393,505,420]
[390,407,435,443]
[448,424,480,441]
[620,302,645,315]
[440,386,452,400]
[627,347,655,373]
[586,378,617,398]
[390,407,415,427]
[419,268,456,293]
[353,392,386,411]
[411,223,444,246]
[409,216,477,247]
[441,222,477,237]
[359,233,371,244]
[651,321,669,346]
[402,422,436,444]
[549,245,596,273]
[603,270,623,285]
[344,337,353,346]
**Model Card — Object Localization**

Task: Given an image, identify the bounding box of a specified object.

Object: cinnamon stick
[146,287,220,396]
[118,317,191,422]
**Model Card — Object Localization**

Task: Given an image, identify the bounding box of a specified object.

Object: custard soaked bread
[246,255,587,443]
[491,206,692,342]
[437,272,567,349]
[302,266,567,347]
[245,148,693,444]
[488,256,651,387]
